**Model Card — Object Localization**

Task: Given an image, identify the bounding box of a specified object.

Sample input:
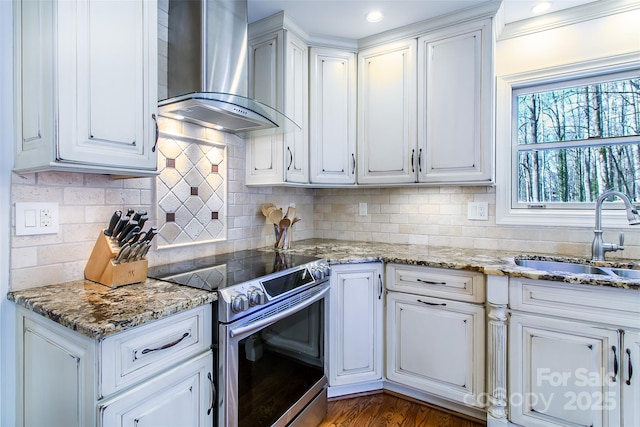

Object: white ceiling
[247,0,600,40]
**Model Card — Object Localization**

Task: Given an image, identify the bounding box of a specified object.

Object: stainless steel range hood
[158,0,300,136]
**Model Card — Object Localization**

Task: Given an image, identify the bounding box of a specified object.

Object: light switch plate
[467,202,489,221]
[359,203,367,216]
[16,202,59,235]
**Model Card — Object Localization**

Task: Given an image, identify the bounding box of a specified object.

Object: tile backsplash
[156,133,227,248]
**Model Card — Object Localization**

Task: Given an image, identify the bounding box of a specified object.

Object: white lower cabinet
[328,263,384,396]
[508,278,640,427]
[99,351,213,427]
[385,264,485,409]
[17,305,213,427]
[386,291,485,407]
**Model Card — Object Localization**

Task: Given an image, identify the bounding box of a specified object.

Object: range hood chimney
[158,0,299,136]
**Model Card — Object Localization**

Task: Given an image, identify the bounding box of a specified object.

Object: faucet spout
[592,190,640,261]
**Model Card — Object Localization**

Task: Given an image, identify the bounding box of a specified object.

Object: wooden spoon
[284,206,296,220]
[291,216,302,226]
[261,203,276,217]
[268,208,283,226]
[276,217,291,248]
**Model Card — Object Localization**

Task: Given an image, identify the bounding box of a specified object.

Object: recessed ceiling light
[531,2,552,14]
[366,10,384,23]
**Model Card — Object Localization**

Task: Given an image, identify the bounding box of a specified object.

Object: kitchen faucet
[592,189,640,261]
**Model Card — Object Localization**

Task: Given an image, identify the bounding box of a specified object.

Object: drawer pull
[416,278,447,286]
[612,346,619,382]
[417,299,446,307]
[207,372,216,415]
[134,331,190,360]
[627,348,633,386]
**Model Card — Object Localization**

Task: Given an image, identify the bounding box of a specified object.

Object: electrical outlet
[467,202,489,221]
[359,202,367,216]
[16,202,59,235]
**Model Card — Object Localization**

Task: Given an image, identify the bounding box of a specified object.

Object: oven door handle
[229,285,329,338]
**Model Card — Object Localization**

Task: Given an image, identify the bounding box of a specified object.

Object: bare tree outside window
[515,75,640,207]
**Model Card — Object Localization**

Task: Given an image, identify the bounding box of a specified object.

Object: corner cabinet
[508,278,640,427]
[357,17,494,186]
[417,18,493,184]
[17,305,214,427]
[385,264,485,410]
[13,0,159,176]
[357,39,417,185]
[246,17,309,185]
[309,47,357,185]
[328,263,384,397]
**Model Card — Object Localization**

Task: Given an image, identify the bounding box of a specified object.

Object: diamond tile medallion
[156,136,227,248]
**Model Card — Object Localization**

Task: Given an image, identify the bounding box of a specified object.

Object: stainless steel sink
[514,259,611,276]
[607,268,640,279]
[515,258,640,279]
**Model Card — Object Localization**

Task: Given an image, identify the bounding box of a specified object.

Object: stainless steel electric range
[148,250,331,427]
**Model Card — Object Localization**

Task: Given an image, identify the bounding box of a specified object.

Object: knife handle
[111,216,130,240]
[119,226,141,247]
[104,210,122,236]
[138,215,149,229]
[143,226,157,243]
[117,220,139,242]
[132,210,147,222]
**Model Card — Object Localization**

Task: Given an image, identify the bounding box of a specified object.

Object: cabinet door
[329,263,384,389]
[309,48,357,184]
[417,19,493,183]
[623,331,640,427]
[358,39,417,184]
[19,313,96,427]
[283,31,309,184]
[386,291,484,407]
[509,314,620,427]
[100,352,214,427]
[56,0,157,171]
[13,0,56,171]
[246,31,284,185]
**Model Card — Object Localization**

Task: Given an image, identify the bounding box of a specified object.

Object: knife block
[84,232,148,288]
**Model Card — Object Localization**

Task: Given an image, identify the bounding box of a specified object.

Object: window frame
[496,53,640,228]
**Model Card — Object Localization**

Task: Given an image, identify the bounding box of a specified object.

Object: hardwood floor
[318,392,486,427]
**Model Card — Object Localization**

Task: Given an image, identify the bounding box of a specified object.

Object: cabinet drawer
[100,304,212,397]
[386,264,484,303]
[509,278,640,329]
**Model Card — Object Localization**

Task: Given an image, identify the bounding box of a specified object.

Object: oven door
[219,282,329,427]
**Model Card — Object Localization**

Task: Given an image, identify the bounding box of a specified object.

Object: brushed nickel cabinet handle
[207,372,216,415]
[151,113,159,152]
[417,278,446,285]
[133,331,190,360]
[612,345,618,382]
[417,299,446,306]
[627,348,633,386]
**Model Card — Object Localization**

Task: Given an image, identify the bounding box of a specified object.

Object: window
[514,72,640,208]
[496,57,640,227]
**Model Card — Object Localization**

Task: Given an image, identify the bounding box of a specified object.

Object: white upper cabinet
[357,39,417,185]
[246,30,285,185]
[246,17,309,186]
[417,19,493,184]
[14,0,158,176]
[309,47,357,184]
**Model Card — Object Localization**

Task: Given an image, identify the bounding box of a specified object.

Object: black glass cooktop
[147,249,320,292]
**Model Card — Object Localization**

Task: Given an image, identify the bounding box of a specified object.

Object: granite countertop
[279,238,640,291]
[7,278,217,339]
[8,239,639,340]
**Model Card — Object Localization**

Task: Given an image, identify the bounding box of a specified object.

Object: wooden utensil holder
[84,232,148,288]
